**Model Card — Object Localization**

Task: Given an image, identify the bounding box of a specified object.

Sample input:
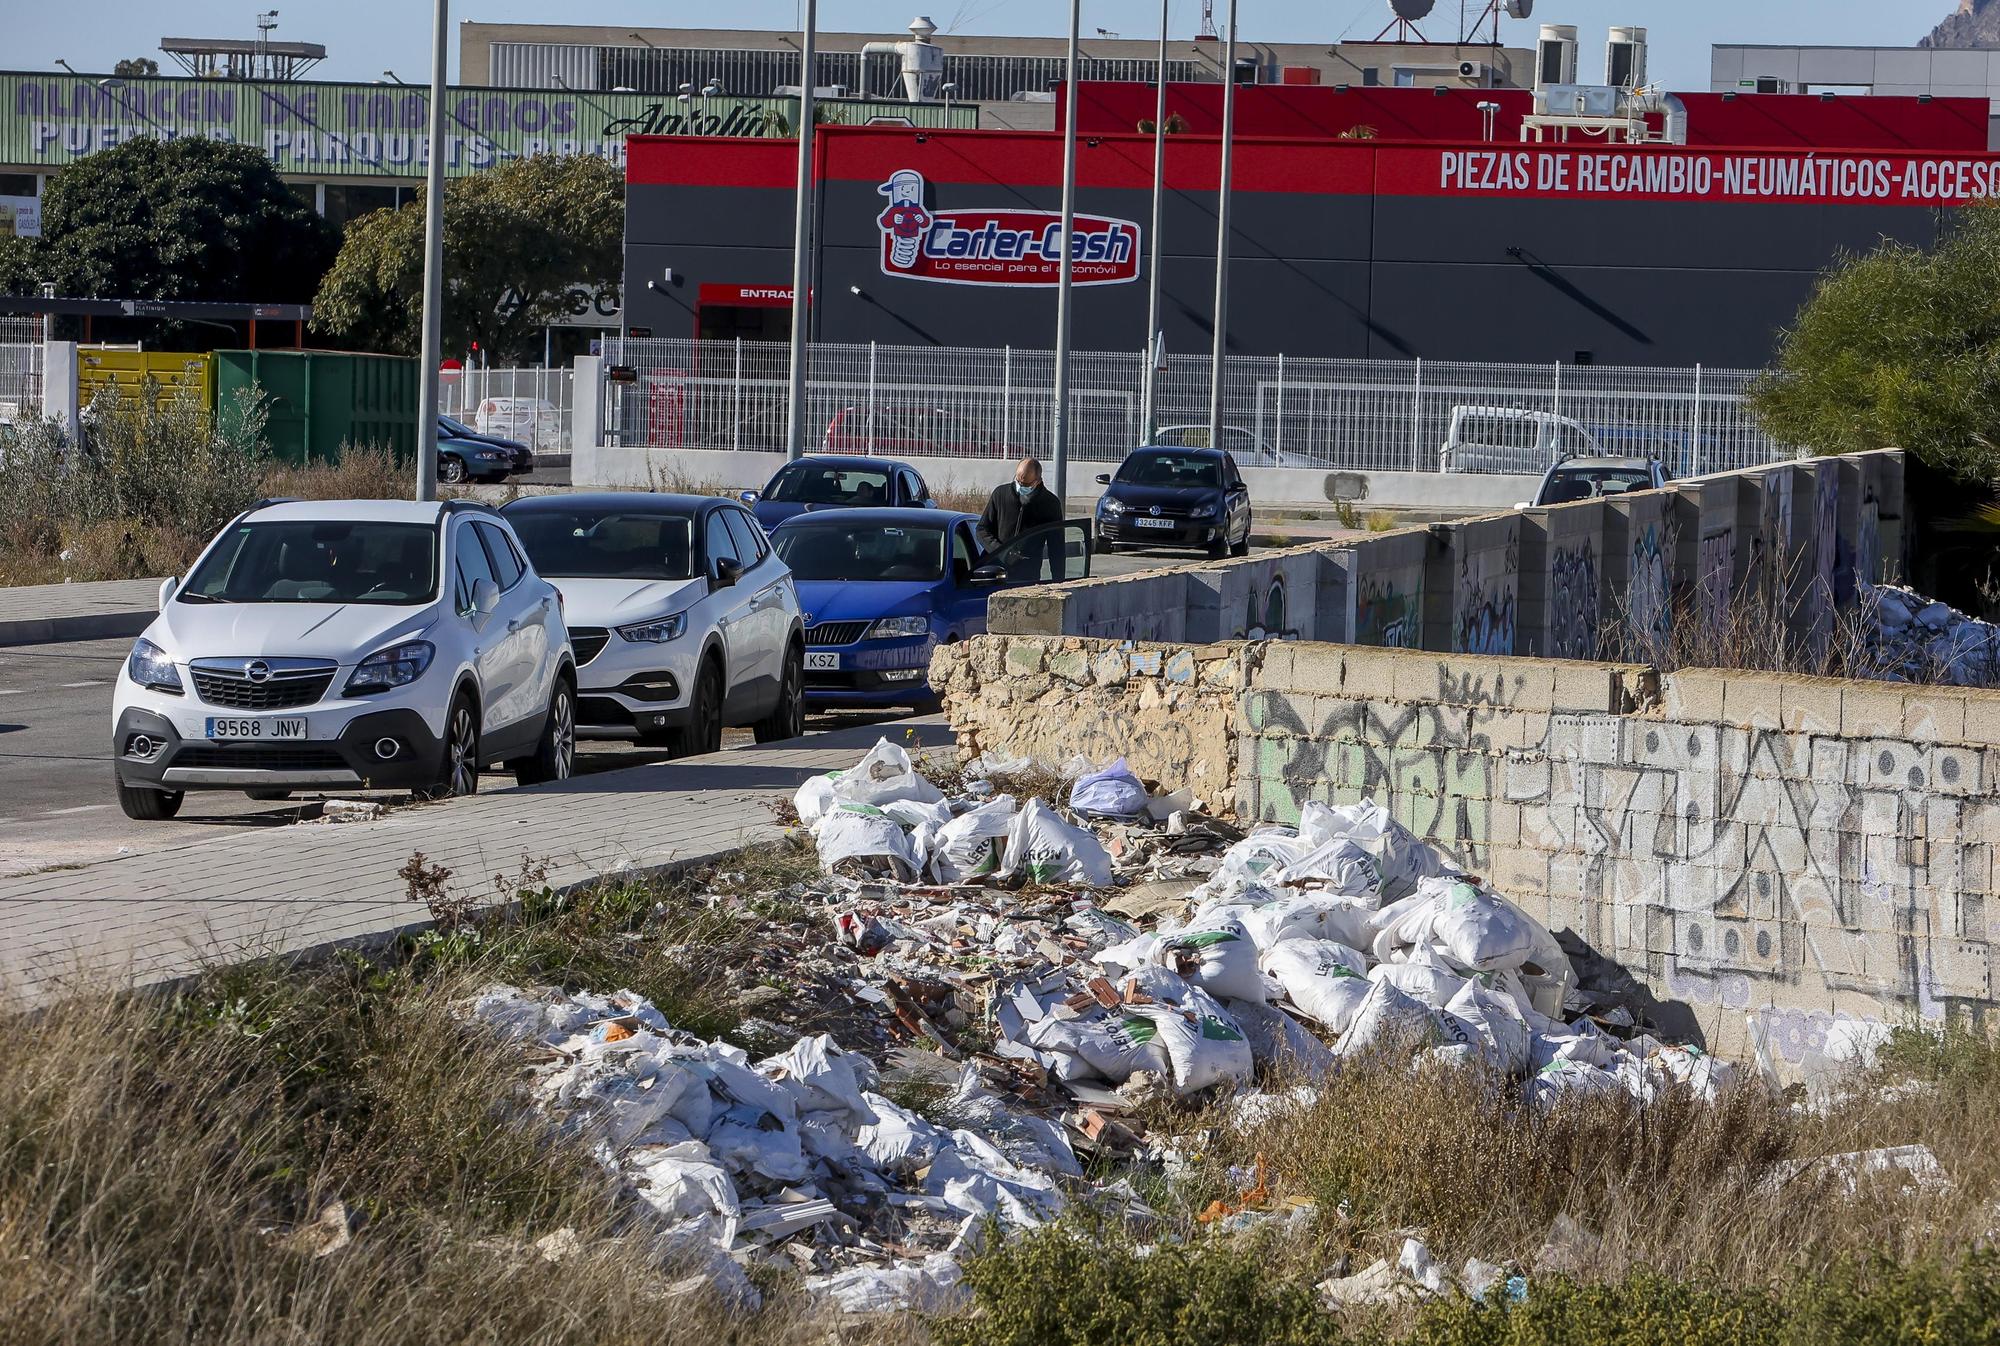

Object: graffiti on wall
[1355,574,1423,649]
[1628,521,1673,654]
[1452,530,1519,656]
[1811,461,1840,660]
[1235,575,1300,641]
[1697,527,1735,628]
[1547,538,1601,660]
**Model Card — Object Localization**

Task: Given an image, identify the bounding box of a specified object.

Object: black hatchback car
[1093,446,1252,558]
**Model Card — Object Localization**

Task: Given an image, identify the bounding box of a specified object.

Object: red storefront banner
[1376,144,2000,206]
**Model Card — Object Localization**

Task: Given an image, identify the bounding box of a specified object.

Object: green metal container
[212,350,419,465]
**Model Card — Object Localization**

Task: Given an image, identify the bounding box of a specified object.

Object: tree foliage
[113,57,160,76]
[0,136,334,305]
[310,154,624,364]
[1752,203,2000,481]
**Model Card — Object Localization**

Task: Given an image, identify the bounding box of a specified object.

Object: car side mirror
[157,577,177,610]
[712,557,744,588]
[739,490,760,504]
[469,577,500,620]
[967,564,1007,587]
[1094,473,1111,485]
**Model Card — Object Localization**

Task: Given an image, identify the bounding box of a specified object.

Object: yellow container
[77,347,214,409]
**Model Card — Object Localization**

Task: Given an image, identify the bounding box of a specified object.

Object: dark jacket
[976,481,1062,553]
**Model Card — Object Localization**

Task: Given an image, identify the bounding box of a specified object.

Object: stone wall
[934,630,2000,1068]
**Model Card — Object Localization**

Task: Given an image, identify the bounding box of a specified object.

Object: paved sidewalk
[0,577,163,646]
[0,718,951,1003]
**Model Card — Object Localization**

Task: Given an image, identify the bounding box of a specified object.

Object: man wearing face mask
[975,457,1063,568]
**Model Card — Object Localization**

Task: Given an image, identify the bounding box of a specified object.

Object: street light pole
[1050,0,1082,506]
[1205,0,1238,454]
[783,0,819,461]
[414,0,449,502]
[1141,0,1169,442]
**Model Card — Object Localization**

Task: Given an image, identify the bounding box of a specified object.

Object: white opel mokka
[501,493,805,753]
[111,499,577,820]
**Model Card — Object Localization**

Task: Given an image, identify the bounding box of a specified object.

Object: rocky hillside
[1925,0,2000,48]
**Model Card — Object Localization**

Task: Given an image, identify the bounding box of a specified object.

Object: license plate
[805,652,841,671]
[1131,516,1175,529]
[206,717,307,740]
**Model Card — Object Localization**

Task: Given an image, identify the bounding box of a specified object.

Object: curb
[0,610,155,648]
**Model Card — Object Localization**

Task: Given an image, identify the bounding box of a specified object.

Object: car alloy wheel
[440,456,468,485]
[550,685,575,778]
[438,701,479,797]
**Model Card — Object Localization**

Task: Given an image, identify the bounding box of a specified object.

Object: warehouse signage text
[1414,147,2000,205]
[874,168,1140,287]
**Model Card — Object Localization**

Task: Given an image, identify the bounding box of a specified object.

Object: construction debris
[1865,583,2000,688]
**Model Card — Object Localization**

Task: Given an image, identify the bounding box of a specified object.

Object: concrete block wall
[1345,526,1432,649]
[936,628,2000,1069]
[1450,511,1523,656]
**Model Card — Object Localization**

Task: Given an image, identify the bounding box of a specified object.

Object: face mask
[1014,481,1035,499]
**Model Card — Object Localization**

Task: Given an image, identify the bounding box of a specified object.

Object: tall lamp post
[1049,0,1083,505]
[1140,0,1169,442]
[783,0,819,461]
[414,0,449,501]
[1204,0,1238,454]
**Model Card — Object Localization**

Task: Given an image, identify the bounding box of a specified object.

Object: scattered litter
[1069,758,1149,820]
[1759,1144,1949,1197]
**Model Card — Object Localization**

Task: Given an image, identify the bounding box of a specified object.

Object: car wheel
[1207,534,1230,560]
[668,659,724,758]
[439,455,468,485]
[512,678,577,785]
[1093,535,1116,555]
[1230,533,1251,557]
[754,643,806,744]
[116,780,183,821]
[417,696,480,800]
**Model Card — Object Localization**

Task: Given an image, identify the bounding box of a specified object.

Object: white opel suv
[111,498,577,820]
[502,493,804,754]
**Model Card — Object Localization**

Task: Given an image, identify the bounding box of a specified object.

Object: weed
[1365,509,1398,533]
[1333,497,1363,530]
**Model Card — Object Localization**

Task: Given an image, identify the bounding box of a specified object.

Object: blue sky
[11,1,1941,92]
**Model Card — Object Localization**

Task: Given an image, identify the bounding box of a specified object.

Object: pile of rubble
[1864,584,2000,688]
[464,739,1740,1315]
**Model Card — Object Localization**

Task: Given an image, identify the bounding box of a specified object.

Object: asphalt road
[0,548,1179,877]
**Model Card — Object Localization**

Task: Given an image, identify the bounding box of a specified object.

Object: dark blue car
[744,455,937,531]
[770,508,1090,708]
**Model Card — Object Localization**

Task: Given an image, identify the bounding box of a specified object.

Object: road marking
[0,689,20,696]
[42,804,110,816]
[60,680,106,689]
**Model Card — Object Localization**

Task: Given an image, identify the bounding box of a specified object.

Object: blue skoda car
[770,508,1089,708]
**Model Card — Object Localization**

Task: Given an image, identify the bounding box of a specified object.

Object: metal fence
[438,365,576,454]
[600,337,1791,478]
[0,315,43,424]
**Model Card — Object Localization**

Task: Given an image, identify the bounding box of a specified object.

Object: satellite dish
[1505,0,1533,17]
[1389,0,1436,19]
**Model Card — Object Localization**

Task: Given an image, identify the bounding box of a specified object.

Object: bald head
[1014,457,1043,488]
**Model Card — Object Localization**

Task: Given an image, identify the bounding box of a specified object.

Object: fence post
[732,337,743,452]
[867,340,878,454]
[1552,359,1562,421]
[1275,352,1285,461]
[1411,356,1424,472]
[1691,363,1703,477]
[1001,346,1012,451]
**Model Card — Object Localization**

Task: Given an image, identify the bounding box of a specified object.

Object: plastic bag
[930,795,1017,884]
[760,1034,878,1119]
[626,1139,741,1227]
[1335,979,1443,1058]
[1239,894,1376,954]
[1002,799,1114,886]
[1327,798,1458,900]
[1431,878,1551,973]
[1069,758,1149,819]
[1132,988,1253,1095]
[1276,837,1381,899]
[813,805,922,882]
[1227,999,1338,1080]
[795,774,839,828]
[833,738,945,809]
[1027,1008,1172,1084]
[1528,1057,1623,1111]
[1160,914,1270,1004]
[1441,980,1532,1075]
[854,1092,947,1176]
[1215,829,1309,887]
[1369,944,1468,1009]
[1262,939,1374,1034]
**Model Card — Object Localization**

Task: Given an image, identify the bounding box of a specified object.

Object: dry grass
[1364,510,1398,533]
[932,486,992,515]
[259,443,410,501]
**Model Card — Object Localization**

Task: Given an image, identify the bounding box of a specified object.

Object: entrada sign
[875,168,1141,287]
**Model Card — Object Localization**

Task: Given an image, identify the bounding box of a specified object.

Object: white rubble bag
[1238,895,1376,954]
[1650,1043,1737,1102]
[1528,1057,1624,1111]
[834,738,946,809]
[1276,838,1382,899]
[1160,914,1271,1005]
[1317,798,1459,900]
[929,795,1017,884]
[880,797,955,874]
[1068,758,1149,819]
[813,804,923,883]
[1261,939,1374,1035]
[1441,980,1533,1075]
[1430,878,1562,974]
[1002,799,1115,886]
[1368,945,1468,1010]
[626,1140,741,1228]
[1215,829,1309,886]
[1227,1000,1338,1080]
[1335,979,1444,1058]
[1026,1008,1172,1084]
[1129,988,1254,1095]
[794,773,839,828]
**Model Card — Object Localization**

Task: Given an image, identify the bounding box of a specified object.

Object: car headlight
[618,612,688,643]
[864,615,931,641]
[344,640,435,694]
[1099,496,1126,514]
[1189,502,1218,519]
[127,638,182,693]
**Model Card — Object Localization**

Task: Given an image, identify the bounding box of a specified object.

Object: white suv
[501,493,804,753]
[111,498,577,820]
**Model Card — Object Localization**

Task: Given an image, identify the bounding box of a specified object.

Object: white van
[1439,406,1602,475]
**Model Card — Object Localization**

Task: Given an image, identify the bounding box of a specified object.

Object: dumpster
[212,349,419,465]
[78,347,213,409]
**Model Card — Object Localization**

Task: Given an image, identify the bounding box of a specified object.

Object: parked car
[743,454,938,531]
[770,509,1090,709]
[504,493,803,753]
[824,403,1012,458]
[473,396,562,445]
[111,499,577,820]
[1093,446,1253,558]
[1520,455,1669,508]
[1154,424,1293,467]
[439,415,533,483]
[1438,406,1602,475]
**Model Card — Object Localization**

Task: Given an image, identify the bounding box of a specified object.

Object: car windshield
[1117,452,1221,488]
[508,509,696,580]
[181,520,440,605]
[774,522,946,582]
[765,461,894,505]
[1542,466,1656,504]
[439,415,477,437]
